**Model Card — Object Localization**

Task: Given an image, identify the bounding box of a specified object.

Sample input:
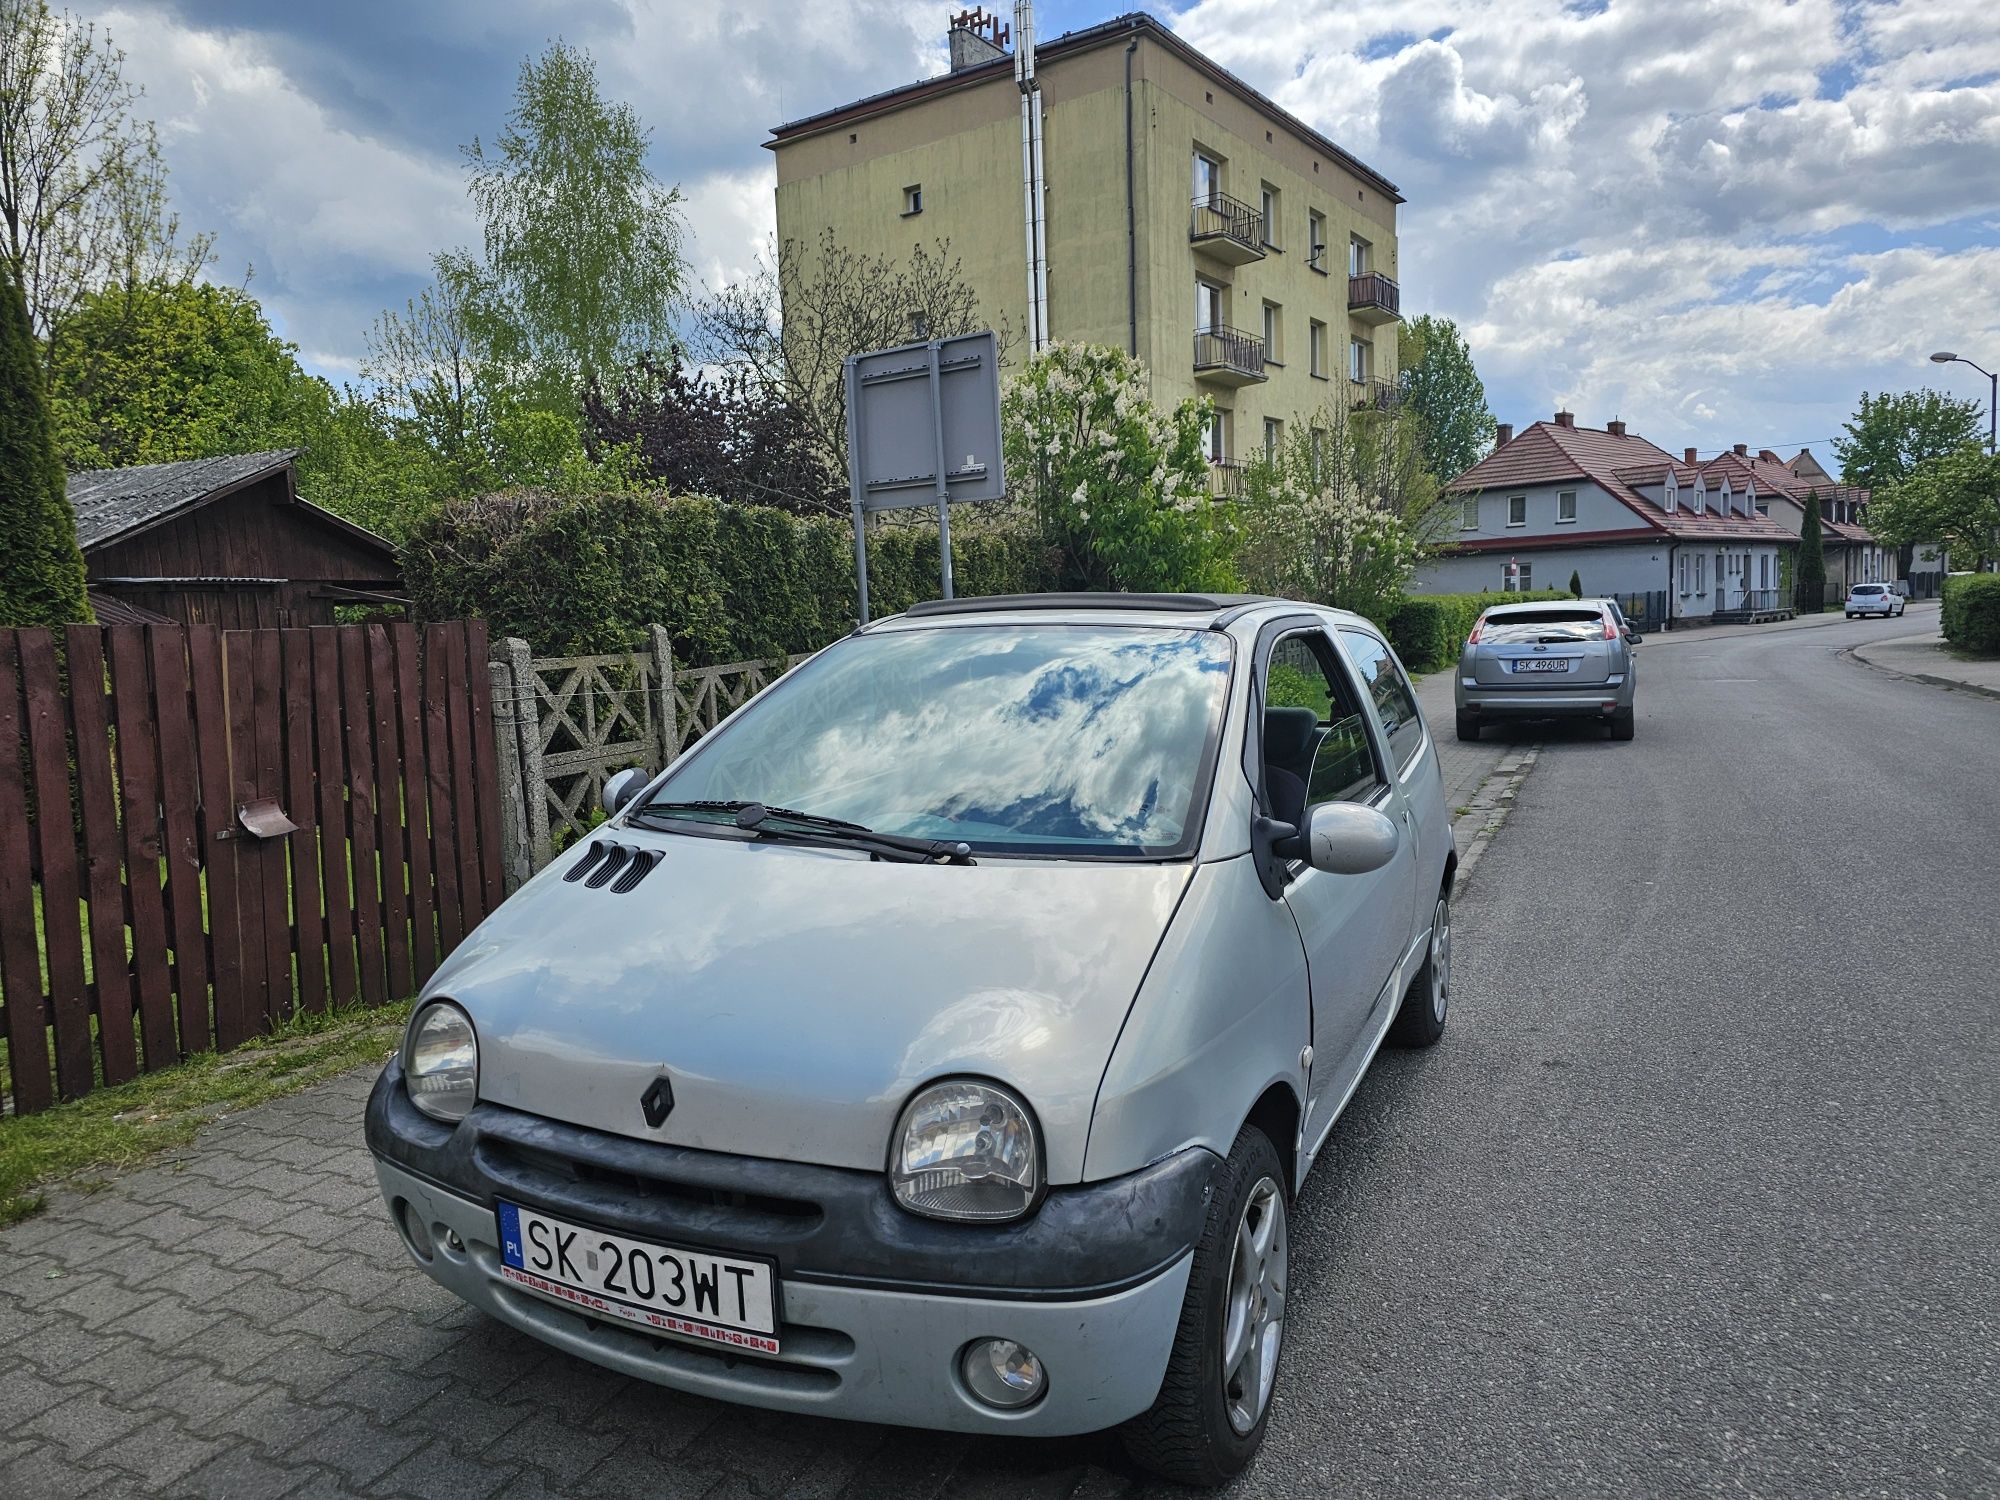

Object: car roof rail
[899,592,1278,620]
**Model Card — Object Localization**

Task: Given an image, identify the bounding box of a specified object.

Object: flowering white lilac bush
[1002,343,1239,593]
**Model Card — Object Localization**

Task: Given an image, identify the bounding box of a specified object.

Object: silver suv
[367,594,1454,1487]
[1455,598,1639,742]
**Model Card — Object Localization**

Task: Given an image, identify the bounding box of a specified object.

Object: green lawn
[0,998,410,1226]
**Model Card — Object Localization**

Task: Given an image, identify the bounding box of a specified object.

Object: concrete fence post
[648,624,678,768]
[488,646,533,893]
[505,636,553,875]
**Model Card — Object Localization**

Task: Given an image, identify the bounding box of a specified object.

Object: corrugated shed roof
[66,450,299,550]
[85,591,176,626]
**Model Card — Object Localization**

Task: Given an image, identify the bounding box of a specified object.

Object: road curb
[1452,745,1539,898]
[1845,642,2000,702]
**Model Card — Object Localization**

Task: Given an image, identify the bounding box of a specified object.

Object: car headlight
[891,1079,1040,1222]
[403,1000,478,1123]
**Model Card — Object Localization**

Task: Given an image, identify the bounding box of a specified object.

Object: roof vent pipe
[1554,410,1575,427]
[1606,419,1626,436]
[1733,443,1748,456]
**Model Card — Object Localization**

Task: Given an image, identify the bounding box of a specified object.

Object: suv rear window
[1480,607,1606,643]
[1485,608,1600,625]
[1853,585,1884,595]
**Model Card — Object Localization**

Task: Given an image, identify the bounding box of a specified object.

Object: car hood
[426,828,1193,1183]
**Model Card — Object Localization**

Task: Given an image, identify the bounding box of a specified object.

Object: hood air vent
[562,839,662,894]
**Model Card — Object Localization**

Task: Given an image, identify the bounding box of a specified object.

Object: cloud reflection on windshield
[655,626,1233,852]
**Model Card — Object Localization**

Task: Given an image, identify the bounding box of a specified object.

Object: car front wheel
[1391,888,1451,1048]
[1121,1125,1288,1488]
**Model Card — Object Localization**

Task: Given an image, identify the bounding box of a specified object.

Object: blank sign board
[844,331,1005,511]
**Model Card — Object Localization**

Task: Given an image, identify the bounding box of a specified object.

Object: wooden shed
[66,450,403,629]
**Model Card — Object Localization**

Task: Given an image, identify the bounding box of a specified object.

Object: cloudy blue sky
[93,0,2000,461]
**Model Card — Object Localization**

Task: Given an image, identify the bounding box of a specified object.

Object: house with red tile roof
[1700,445,1904,602]
[1414,412,1797,630]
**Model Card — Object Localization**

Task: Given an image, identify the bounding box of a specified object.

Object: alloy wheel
[1430,895,1452,1022]
[1221,1176,1287,1435]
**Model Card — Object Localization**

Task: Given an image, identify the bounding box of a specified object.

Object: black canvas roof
[65,449,300,551]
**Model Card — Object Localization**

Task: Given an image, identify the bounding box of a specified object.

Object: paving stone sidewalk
[0,670,1541,1500]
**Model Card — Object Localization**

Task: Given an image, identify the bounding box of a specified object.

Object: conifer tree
[1796,490,1826,614]
[0,272,91,628]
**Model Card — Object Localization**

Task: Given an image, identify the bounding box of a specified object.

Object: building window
[1460,497,1479,530]
[1503,564,1533,592]
[1307,211,1327,272]
[1556,491,1577,524]
[1260,183,1280,247]
[902,184,922,216]
[1201,411,1226,463]
[1349,234,1371,276]
[1695,552,1706,595]
[1262,300,1281,363]
[1506,495,1527,527]
[1349,337,1370,383]
[1196,280,1221,334]
[1760,554,1769,589]
[1665,481,1678,514]
[1309,319,1327,378]
[1193,151,1220,204]
[1264,418,1282,463]
[1679,554,1689,595]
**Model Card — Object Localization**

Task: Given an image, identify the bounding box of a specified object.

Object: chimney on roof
[1758,448,1779,463]
[1733,443,1748,457]
[1684,447,1698,465]
[1606,419,1626,437]
[1494,422,1513,446]
[948,6,1010,69]
[1554,409,1575,428]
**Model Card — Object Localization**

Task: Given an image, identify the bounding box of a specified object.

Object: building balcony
[1207,458,1251,499]
[1350,378,1401,412]
[1190,192,1266,265]
[1194,327,1268,386]
[1347,272,1401,324]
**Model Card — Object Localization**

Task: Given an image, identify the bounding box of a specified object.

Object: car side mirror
[1296,802,1400,876]
[601,767,649,817]
[1625,630,1644,645]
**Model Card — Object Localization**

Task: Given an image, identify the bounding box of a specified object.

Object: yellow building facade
[767,13,1404,488]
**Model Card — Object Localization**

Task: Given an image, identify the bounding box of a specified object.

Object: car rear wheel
[1609,707,1635,741]
[1390,888,1451,1048]
[1455,710,1480,742]
[1121,1125,1288,1489]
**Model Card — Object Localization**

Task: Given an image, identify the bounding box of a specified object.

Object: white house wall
[1414,542,1670,599]
[1451,480,1645,542]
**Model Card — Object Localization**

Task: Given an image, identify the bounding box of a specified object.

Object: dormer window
[1664,477,1678,513]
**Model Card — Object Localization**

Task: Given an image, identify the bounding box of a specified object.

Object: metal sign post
[843,330,1006,624]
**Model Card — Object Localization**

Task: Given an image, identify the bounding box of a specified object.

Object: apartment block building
[765,10,1405,489]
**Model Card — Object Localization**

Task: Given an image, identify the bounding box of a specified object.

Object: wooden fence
[0,620,503,1115]
[489,633,813,887]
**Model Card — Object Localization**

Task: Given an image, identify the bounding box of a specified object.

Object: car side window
[1338,629,1425,775]
[1260,631,1386,829]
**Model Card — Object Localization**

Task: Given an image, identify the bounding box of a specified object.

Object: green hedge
[1942,572,2000,655]
[401,491,1056,661]
[1387,590,1574,671]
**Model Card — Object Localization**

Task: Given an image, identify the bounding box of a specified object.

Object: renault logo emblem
[640,1075,675,1128]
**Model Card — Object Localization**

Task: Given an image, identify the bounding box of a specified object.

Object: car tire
[1455,711,1480,742]
[1390,886,1451,1049]
[1120,1125,1289,1489]
[1610,707,1635,741]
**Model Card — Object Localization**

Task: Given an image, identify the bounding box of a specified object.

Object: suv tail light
[1468,618,1486,645]
[1602,612,1620,640]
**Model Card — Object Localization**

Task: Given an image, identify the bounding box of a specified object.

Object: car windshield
[637,624,1234,858]
[1481,607,1604,642]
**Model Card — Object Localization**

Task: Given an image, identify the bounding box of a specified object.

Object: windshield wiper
[629,799,974,865]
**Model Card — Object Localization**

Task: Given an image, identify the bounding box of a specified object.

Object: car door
[1338,626,1444,935]
[1250,624,1416,1146]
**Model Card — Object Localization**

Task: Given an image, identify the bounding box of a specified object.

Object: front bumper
[367,1063,1212,1434]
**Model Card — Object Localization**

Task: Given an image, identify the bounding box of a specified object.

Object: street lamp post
[1929,351,1998,451]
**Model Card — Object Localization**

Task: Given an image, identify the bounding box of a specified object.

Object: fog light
[396,1199,435,1262]
[960,1338,1045,1409]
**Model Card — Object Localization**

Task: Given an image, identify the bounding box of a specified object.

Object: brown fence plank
[220,631,266,1047]
[464,619,505,921]
[423,625,465,955]
[311,629,357,1005]
[189,626,242,1052]
[391,624,437,980]
[441,626,484,935]
[367,626,412,999]
[20,630,94,1098]
[251,632,291,1027]
[0,634,53,1113]
[340,627,386,1005]
[281,629,327,1014]
[149,626,211,1056]
[105,628,175,1073]
[66,628,138,1085]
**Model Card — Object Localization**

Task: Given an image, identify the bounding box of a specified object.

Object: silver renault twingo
[368,592,1454,1487]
